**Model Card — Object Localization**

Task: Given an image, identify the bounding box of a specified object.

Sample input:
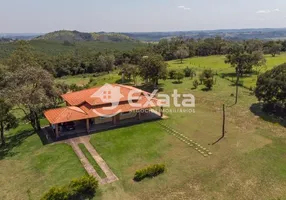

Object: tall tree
[0,99,17,146]
[139,55,167,87]
[265,41,282,57]
[225,44,265,104]
[255,63,286,113]
[3,67,62,131]
[174,45,189,64]
[119,64,138,84]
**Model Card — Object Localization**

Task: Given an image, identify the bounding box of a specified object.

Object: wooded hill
[34,30,135,42]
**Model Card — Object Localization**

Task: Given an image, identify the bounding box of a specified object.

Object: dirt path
[65,136,118,184]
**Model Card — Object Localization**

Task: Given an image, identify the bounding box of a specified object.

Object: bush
[169,70,176,79]
[184,67,196,78]
[193,79,199,89]
[134,164,165,182]
[201,69,215,90]
[41,187,70,200]
[203,78,214,90]
[174,71,184,83]
[69,176,98,200]
[41,176,98,200]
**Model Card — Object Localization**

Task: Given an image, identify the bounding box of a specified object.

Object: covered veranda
[44,107,164,141]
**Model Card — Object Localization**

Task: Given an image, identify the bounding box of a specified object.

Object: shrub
[41,176,98,200]
[169,70,176,79]
[134,164,165,182]
[174,71,184,83]
[184,67,196,78]
[193,79,199,89]
[69,176,98,200]
[203,78,214,90]
[41,186,70,200]
[88,78,94,84]
[201,69,215,90]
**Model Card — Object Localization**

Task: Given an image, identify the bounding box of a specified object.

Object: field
[168,53,286,89]
[1,57,286,199]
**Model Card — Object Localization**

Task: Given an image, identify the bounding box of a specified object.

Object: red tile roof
[44,106,89,124]
[44,84,161,124]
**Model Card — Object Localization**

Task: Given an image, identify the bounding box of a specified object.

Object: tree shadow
[201,88,212,92]
[0,130,35,159]
[172,81,183,84]
[250,103,286,127]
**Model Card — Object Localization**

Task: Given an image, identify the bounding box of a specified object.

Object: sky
[0,0,286,33]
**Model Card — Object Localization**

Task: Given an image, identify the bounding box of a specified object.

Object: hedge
[134,164,165,182]
[41,175,98,200]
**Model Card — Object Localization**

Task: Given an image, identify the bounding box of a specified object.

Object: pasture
[1,68,286,199]
[167,53,286,89]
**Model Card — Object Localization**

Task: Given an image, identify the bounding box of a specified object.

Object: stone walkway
[65,136,118,185]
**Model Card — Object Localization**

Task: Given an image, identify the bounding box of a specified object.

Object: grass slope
[167,53,286,89]
[1,70,286,199]
[0,124,86,200]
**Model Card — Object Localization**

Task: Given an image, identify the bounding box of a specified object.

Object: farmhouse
[44,84,163,138]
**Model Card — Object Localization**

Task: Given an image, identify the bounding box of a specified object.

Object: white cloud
[256,8,280,14]
[178,5,191,10]
[256,10,271,14]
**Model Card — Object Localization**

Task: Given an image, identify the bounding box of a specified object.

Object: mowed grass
[167,53,286,89]
[56,72,122,86]
[87,76,286,200]
[0,124,87,200]
[1,68,286,199]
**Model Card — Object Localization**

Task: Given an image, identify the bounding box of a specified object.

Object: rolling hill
[34,30,135,42]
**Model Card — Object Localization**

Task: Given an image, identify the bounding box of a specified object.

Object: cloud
[256,8,280,14]
[178,6,191,10]
[256,10,271,14]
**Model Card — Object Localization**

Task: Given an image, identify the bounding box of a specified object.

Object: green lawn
[78,143,107,179]
[1,63,286,199]
[88,77,286,200]
[56,72,122,87]
[0,124,87,200]
[167,53,286,89]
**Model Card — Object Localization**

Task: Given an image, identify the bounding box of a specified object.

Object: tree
[139,55,167,86]
[5,40,38,70]
[201,69,215,90]
[184,67,196,78]
[174,45,189,63]
[225,44,265,104]
[265,41,282,57]
[119,64,138,84]
[0,99,17,146]
[97,55,107,72]
[3,67,62,131]
[193,80,199,89]
[174,71,184,83]
[105,54,115,72]
[244,39,263,54]
[169,70,176,79]
[255,63,286,115]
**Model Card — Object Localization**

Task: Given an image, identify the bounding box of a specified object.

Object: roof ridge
[68,106,88,115]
